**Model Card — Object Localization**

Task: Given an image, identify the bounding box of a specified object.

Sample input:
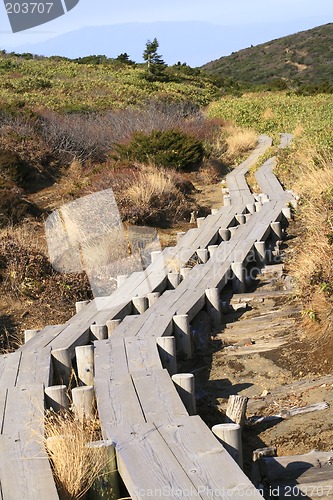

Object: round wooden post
[180,267,192,280]
[254,241,266,268]
[205,288,222,328]
[24,329,39,343]
[208,245,218,258]
[116,275,128,288]
[156,336,177,375]
[229,226,239,238]
[270,221,282,241]
[147,292,160,307]
[172,314,192,359]
[72,386,95,420]
[75,300,90,313]
[196,248,208,264]
[45,385,69,412]
[282,206,292,220]
[246,203,256,214]
[87,440,120,500]
[132,296,149,314]
[223,195,231,206]
[90,324,108,341]
[236,214,246,225]
[197,217,206,228]
[231,262,246,293]
[259,193,269,203]
[172,373,196,415]
[52,348,72,386]
[212,423,243,469]
[168,272,180,289]
[189,211,197,223]
[219,228,230,241]
[106,319,121,337]
[75,345,94,386]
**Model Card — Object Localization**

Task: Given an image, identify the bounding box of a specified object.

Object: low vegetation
[202,23,333,93]
[44,410,109,499]
[207,91,333,340]
[0,51,219,111]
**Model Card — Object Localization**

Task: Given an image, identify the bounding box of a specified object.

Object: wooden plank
[15,346,52,388]
[132,370,188,424]
[94,337,128,379]
[125,337,162,374]
[157,416,263,499]
[0,385,58,499]
[0,434,58,500]
[105,423,201,499]
[262,451,333,482]
[94,375,145,432]
[2,385,44,439]
[18,324,64,353]
[0,351,21,387]
[0,389,7,434]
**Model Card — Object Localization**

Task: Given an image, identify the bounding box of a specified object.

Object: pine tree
[143,38,167,79]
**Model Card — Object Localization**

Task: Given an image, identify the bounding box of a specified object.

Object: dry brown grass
[120,166,188,224]
[290,155,333,334]
[44,410,113,500]
[214,125,257,162]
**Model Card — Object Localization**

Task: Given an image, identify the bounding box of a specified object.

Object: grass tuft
[44,410,112,500]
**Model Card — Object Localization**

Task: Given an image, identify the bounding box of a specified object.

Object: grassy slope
[207,91,333,342]
[202,23,333,85]
[0,55,219,111]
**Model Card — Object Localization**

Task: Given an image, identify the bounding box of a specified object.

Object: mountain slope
[202,23,333,85]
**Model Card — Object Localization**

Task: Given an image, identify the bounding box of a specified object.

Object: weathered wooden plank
[0,389,7,433]
[94,337,128,379]
[106,423,201,499]
[262,450,333,482]
[158,416,264,499]
[95,376,145,433]
[15,346,52,388]
[2,385,44,439]
[0,351,21,387]
[0,434,58,500]
[0,385,58,499]
[132,370,188,424]
[125,337,162,374]
[18,324,64,353]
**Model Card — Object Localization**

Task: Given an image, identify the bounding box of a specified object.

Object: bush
[113,129,205,170]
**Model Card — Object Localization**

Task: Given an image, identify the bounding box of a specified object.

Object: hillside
[202,23,333,88]
[0,52,219,111]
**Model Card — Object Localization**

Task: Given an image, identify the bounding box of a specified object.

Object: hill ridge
[202,23,333,86]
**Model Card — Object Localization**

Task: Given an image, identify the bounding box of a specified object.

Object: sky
[0,0,332,64]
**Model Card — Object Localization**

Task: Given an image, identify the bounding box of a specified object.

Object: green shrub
[113,129,205,170]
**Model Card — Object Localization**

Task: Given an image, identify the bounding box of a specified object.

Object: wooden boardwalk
[0,134,295,499]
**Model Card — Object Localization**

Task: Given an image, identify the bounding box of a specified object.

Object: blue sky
[0,0,331,64]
